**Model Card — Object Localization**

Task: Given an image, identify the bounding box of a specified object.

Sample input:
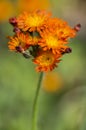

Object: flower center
[46,36,58,48]
[40,52,55,66]
[26,15,44,27]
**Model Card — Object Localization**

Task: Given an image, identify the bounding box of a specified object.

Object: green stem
[31,72,43,130]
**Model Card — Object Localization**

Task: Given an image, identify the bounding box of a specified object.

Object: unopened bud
[74,24,81,32]
[13,27,21,33]
[15,46,24,53]
[9,17,17,26]
[61,48,72,55]
[65,48,72,53]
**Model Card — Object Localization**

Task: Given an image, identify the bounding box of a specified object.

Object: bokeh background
[0,0,86,130]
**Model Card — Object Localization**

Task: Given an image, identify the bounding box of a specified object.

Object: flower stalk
[31,72,43,130]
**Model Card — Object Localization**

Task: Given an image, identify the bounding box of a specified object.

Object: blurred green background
[0,0,86,130]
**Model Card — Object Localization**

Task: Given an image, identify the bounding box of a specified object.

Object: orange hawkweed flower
[33,49,61,72]
[39,31,68,54]
[47,18,76,39]
[56,26,76,40]
[8,32,31,52]
[17,10,51,32]
[39,18,76,54]
[46,18,67,33]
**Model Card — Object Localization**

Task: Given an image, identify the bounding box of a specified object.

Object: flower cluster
[8,10,80,72]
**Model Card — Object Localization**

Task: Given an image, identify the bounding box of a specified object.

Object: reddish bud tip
[61,48,72,55]
[15,46,24,53]
[74,24,81,32]
[13,27,21,33]
[9,17,17,26]
[65,48,72,53]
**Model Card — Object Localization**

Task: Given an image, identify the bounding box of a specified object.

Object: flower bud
[13,27,21,33]
[9,17,17,26]
[74,24,81,32]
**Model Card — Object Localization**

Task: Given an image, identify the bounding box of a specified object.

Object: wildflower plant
[8,9,80,130]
